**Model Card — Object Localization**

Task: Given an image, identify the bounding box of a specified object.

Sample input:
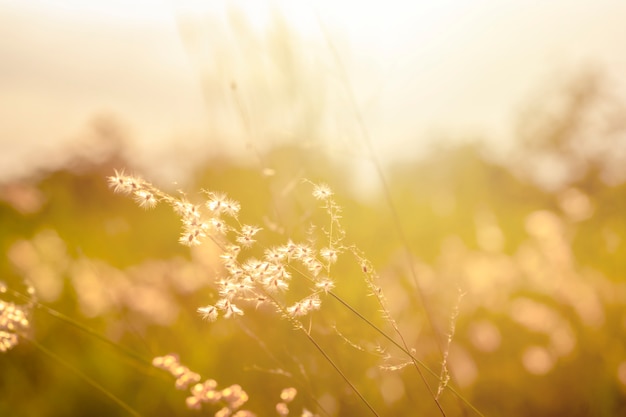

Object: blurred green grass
[1,111,625,416]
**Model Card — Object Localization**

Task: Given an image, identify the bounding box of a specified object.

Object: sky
[1,0,626,183]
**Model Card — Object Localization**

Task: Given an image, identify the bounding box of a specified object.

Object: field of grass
[2,7,626,416]
[2,100,626,415]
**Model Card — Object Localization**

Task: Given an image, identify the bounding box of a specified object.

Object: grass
[2,8,626,417]
[2,139,626,416]
[103,169,481,416]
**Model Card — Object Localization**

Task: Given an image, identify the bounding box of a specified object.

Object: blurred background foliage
[2,6,626,417]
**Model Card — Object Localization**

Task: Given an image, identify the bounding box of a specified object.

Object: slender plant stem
[329,292,485,417]
[299,326,380,417]
[316,15,444,355]
[237,321,332,417]
[9,289,150,368]
[315,16,484,417]
[26,337,144,417]
[260,289,380,417]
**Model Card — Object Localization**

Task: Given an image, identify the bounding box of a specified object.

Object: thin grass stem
[328,292,485,417]
[261,290,380,417]
[299,326,380,417]
[25,337,144,417]
[8,288,151,368]
[316,14,444,354]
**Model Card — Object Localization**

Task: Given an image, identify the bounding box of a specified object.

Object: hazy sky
[1,0,625,182]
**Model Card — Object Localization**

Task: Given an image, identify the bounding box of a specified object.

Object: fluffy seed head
[133,190,158,209]
[312,183,333,200]
[197,305,218,322]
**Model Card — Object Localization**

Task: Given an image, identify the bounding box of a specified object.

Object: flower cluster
[107,169,160,209]
[152,353,201,389]
[108,171,342,323]
[0,299,30,352]
[196,235,337,321]
[108,172,398,415]
[152,353,254,416]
